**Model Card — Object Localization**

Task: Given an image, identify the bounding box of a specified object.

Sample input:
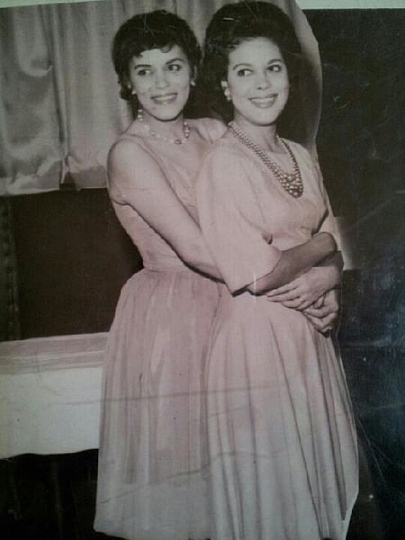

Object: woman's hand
[303,289,341,335]
[267,265,340,311]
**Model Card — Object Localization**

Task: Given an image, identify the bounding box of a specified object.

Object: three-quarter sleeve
[196,145,281,294]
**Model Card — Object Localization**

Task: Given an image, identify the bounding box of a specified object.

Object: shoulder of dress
[115,130,145,147]
[188,117,227,142]
[204,136,241,159]
[282,138,307,153]
[198,138,249,185]
[282,138,316,165]
[109,133,152,161]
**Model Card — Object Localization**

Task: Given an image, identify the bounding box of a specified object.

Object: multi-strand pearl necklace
[137,108,190,145]
[228,121,303,198]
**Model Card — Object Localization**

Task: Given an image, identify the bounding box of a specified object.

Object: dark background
[0,8,404,540]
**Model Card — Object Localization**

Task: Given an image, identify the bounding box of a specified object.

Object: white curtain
[0,0,321,194]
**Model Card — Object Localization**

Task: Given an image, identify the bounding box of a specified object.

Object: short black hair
[200,1,303,123]
[112,10,201,104]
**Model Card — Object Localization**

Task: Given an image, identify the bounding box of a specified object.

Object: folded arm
[196,147,342,296]
[245,232,337,295]
[266,251,343,310]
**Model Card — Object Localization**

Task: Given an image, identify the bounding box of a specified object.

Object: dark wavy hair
[112,10,201,112]
[199,1,303,124]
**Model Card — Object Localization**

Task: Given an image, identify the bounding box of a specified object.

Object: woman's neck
[232,115,281,153]
[140,110,186,139]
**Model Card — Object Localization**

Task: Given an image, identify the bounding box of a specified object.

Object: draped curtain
[0,0,321,194]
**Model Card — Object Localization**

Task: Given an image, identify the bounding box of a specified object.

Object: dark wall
[0,198,19,341]
[306,11,405,538]
[306,9,404,218]
[10,189,142,338]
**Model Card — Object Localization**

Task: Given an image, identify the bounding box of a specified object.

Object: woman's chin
[142,102,188,123]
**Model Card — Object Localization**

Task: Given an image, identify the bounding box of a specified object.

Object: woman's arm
[245,232,337,295]
[266,252,343,310]
[108,139,222,279]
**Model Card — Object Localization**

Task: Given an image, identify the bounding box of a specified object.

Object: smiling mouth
[152,93,178,105]
[250,95,277,108]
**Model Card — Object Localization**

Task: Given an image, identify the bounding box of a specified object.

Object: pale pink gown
[196,133,359,540]
[94,119,224,540]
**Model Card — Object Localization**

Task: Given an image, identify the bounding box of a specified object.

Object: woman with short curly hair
[94,10,225,540]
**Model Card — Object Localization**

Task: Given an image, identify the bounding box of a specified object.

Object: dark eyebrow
[133,58,185,69]
[231,63,252,71]
[166,58,186,64]
[231,58,284,71]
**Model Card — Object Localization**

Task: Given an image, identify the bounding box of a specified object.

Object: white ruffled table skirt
[0,333,107,459]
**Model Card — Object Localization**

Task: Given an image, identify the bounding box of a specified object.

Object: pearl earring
[222,84,231,101]
[190,80,196,87]
[137,108,144,122]
[131,88,137,95]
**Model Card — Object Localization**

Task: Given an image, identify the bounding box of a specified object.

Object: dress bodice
[196,134,340,294]
[109,118,224,271]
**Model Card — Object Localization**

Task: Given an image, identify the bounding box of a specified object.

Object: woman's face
[222,37,289,128]
[128,44,193,122]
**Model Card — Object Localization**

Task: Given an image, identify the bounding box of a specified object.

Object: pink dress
[94,119,224,540]
[196,133,359,540]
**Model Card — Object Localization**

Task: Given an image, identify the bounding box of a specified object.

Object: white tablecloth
[0,333,107,459]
